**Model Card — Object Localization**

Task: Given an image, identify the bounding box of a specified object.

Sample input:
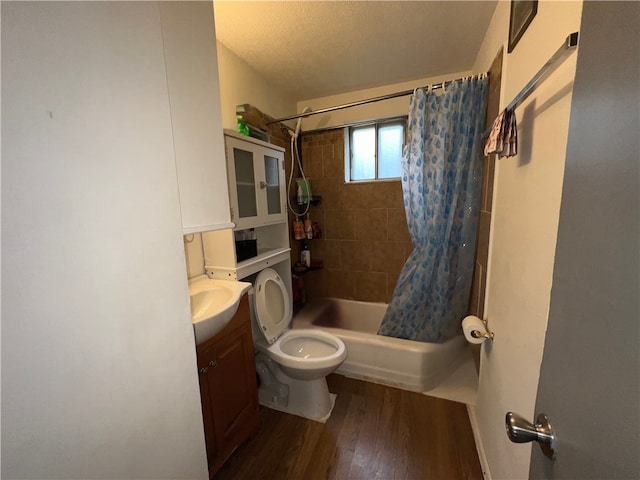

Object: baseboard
[467,404,492,480]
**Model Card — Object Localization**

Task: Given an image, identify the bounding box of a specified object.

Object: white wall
[2,3,208,478]
[296,71,471,132]
[183,41,297,278]
[184,233,207,279]
[216,41,297,130]
[470,1,583,479]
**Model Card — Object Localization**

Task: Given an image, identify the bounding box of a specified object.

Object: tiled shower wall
[299,51,502,309]
[468,49,503,318]
[299,130,412,303]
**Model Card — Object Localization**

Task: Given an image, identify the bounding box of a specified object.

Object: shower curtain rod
[267,73,487,124]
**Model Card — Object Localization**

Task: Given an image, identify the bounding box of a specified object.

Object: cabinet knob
[199,367,209,374]
[259,181,267,189]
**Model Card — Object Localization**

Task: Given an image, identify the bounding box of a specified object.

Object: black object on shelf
[235,240,257,262]
[310,195,322,207]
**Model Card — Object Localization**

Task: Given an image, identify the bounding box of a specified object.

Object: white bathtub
[292,298,468,392]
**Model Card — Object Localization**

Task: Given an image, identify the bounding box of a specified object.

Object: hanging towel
[505,109,518,157]
[484,110,504,156]
[484,108,518,158]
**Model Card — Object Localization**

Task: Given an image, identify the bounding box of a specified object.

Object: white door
[524,3,639,478]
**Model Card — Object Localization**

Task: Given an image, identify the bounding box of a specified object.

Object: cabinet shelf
[206,246,291,280]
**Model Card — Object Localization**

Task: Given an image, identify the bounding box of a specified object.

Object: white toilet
[250,268,346,421]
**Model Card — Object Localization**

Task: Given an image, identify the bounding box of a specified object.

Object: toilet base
[260,390,337,424]
[255,353,337,422]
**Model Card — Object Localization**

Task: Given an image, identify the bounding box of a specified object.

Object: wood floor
[215,374,483,480]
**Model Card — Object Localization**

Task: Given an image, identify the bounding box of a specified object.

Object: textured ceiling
[214,1,497,101]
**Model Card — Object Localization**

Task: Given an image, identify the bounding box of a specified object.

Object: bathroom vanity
[195,293,258,477]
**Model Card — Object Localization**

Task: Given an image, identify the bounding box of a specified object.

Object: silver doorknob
[505,412,557,460]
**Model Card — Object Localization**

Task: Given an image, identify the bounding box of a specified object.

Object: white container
[300,246,311,267]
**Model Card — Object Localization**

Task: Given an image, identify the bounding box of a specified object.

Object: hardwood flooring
[215,374,483,480]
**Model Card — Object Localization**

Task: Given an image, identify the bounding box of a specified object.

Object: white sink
[188,276,252,345]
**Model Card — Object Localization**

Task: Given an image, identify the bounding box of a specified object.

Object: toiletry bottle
[236,115,249,136]
[300,242,311,268]
[293,217,305,240]
[304,215,313,240]
[297,183,304,205]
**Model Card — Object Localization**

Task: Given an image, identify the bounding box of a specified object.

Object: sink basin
[190,288,233,321]
[188,276,252,345]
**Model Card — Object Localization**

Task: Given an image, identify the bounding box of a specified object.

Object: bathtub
[292,298,468,392]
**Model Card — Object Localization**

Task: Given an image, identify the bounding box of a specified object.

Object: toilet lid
[255,268,291,344]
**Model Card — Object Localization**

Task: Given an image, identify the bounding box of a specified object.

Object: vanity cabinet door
[196,352,219,469]
[196,295,258,477]
[208,317,258,453]
[225,133,286,229]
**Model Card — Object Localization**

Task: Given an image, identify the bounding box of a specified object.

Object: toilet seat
[267,329,346,372]
[255,268,291,344]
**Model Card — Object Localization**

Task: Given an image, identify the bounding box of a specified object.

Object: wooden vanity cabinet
[196,294,258,477]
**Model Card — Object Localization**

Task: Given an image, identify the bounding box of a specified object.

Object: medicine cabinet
[224,130,286,230]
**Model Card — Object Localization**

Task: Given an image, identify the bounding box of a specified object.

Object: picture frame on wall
[508,0,538,53]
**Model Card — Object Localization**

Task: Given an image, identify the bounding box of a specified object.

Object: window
[345,117,405,182]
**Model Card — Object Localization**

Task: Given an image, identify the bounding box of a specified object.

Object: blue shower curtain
[378,76,488,343]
